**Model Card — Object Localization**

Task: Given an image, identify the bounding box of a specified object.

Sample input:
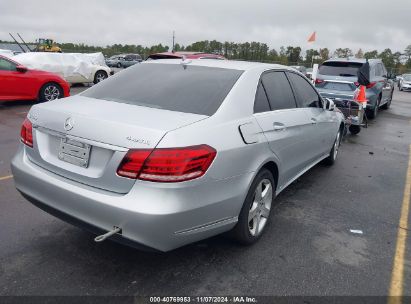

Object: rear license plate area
[58,138,91,168]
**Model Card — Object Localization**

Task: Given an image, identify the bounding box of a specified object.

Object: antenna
[172,31,175,53]
[9,33,26,53]
[17,33,33,52]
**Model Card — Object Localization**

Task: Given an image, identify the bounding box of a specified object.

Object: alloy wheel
[248,179,273,236]
[333,131,341,160]
[44,85,60,101]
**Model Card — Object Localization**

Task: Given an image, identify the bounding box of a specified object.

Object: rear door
[287,71,337,158]
[377,63,392,103]
[253,71,314,185]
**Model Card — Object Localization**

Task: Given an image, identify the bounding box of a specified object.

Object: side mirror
[324,98,335,111]
[16,65,28,73]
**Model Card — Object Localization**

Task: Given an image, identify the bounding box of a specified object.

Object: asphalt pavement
[0,86,410,298]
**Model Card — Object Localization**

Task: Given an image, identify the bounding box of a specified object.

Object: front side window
[261,72,296,110]
[287,72,322,108]
[82,63,243,116]
[0,58,17,71]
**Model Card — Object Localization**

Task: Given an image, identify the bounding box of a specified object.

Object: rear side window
[287,72,322,108]
[254,82,271,113]
[261,72,296,110]
[82,63,243,116]
[374,64,383,77]
[319,62,363,77]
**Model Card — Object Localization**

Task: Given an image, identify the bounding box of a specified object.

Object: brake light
[20,118,33,147]
[315,79,324,84]
[117,145,217,182]
[366,82,377,89]
[116,149,152,178]
[354,82,360,87]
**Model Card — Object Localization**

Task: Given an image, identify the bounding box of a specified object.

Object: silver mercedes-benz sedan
[12,59,344,251]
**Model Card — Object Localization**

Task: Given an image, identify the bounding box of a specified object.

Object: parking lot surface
[0,87,410,296]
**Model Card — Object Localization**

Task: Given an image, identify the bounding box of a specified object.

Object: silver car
[399,74,411,91]
[12,60,344,252]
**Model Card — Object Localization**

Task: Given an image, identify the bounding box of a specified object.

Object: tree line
[1,39,411,74]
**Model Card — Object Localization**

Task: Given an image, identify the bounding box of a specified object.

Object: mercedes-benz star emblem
[64,117,74,131]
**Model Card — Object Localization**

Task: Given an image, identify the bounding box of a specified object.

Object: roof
[148,51,226,59]
[142,58,293,73]
[325,57,382,64]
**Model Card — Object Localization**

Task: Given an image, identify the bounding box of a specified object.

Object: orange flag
[308,31,316,43]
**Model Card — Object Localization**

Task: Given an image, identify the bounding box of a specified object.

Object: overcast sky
[1,0,410,53]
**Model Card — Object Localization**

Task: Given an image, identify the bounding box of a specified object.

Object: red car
[147,51,226,60]
[0,55,70,103]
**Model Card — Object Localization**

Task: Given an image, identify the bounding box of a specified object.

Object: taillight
[116,149,152,178]
[20,118,33,147]
[117,145,217,182]
[354,82,360,87]
[366,82,377,89]
[315,79,324,84]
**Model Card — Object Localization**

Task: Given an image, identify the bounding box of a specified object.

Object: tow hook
[94,226,122,242]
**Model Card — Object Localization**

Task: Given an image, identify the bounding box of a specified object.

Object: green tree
[285,46,302,64]
[319,48,330,62]
[305,49,320,65]
[364,50,378,59]
[379,48,395,68]
[405,45,411,60]
[334,48,353,58]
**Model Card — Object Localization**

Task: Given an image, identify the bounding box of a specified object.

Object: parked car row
[398,74,411,91]
[315,58,394,119]
[105,54,143,68]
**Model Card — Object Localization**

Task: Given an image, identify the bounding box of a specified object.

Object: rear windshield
[321,82,356,92]
[319,62,364,77]
[147,54,181,60]
[82,63,243,116]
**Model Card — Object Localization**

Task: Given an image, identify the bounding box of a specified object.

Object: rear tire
[324,129,341,166]
[231,169,275,245]
[349,125,361,135]
[38,82,63,103]
[93,70,108,84]
[382,91,393,110]
[367,96,380,119]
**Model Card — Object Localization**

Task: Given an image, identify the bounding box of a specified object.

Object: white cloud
[1,0,410,52]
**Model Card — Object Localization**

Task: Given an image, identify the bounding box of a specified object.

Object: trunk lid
[26,95,208,193]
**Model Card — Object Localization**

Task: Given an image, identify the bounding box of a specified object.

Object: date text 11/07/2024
[149,296,258,303]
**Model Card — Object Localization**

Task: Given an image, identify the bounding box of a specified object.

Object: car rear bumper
[11,146,251,251]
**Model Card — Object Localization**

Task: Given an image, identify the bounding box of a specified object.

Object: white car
[13,52,112,84]
[399,74,411,91]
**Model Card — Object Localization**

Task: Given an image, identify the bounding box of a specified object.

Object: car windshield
[404,75,411,81]
[82,63,243,116]
[319,62,363,77]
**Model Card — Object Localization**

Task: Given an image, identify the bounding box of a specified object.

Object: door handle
[311,118,317,124]
[273,122,286,131]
